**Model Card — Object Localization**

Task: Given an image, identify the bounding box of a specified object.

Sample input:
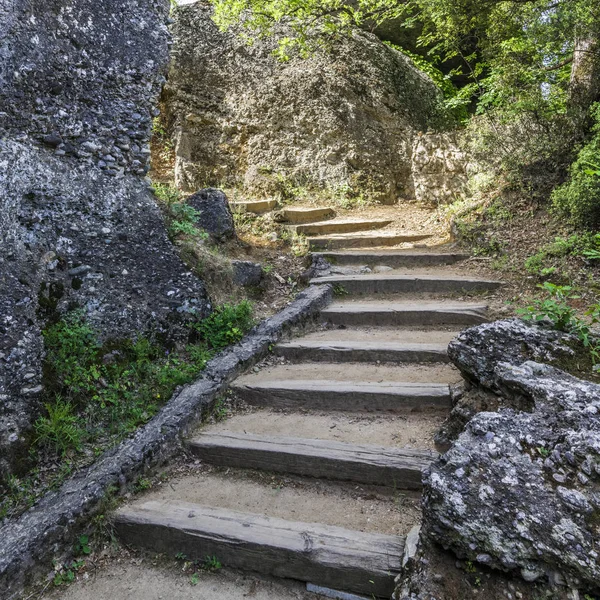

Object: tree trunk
[568,32,600,129]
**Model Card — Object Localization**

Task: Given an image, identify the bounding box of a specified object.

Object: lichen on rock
[422,319,600,592]
[0,0,210,480]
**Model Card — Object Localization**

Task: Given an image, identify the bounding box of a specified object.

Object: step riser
[297,220,393,236]
[188,441,427,490]
[276,208,335,223]
[314,252,468,267]
[275,345,449,364]
[315,279,500,295]
[115,502,402,598]
[232,385,451,413]
[309,234,431,250]
[322,310,488,328]
[230,200,277,214]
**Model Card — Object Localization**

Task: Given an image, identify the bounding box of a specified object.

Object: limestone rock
[423,319,600,591]
[447,318,582,393]
[166,3,449,204]
[410,131,471,205]
[186,188,235,242]
[232,261,263,287]
[0,0,210,480]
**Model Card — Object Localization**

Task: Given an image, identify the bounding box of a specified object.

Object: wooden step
[309,232,432,250]
[275,339,450,363]
[230,199,277,214]
[296,219,393,236]
[231,379,451,412]
[114,501,403,598]
[275,206,336,223]
[311,273,502,295]
[322,301,489,327]
[313,250,469,268]
[188,432,435,489]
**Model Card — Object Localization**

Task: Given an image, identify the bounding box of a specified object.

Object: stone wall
[410,131,470,205]
[0,0,210,480]
[165,3,449,204]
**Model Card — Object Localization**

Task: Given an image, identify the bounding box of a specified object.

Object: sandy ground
[44,562,329,600]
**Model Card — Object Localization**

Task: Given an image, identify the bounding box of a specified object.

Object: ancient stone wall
[0,0,210,480]
[165,3,448,204]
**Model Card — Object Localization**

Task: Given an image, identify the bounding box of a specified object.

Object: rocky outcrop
[422,320,600,593]
[410,131,470,205]
[0,0,210,480]
[165,3,449,204]
[186,188,236,242]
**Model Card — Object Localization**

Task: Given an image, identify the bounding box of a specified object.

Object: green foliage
[524,233,600,277]
[75,535,91,556]
[193,301,254,351]
[53,560,86,586]
[383,41,467,122]
[38,304,252,457]
[552,104,600,228]
[152,184,209,240]
[34,398,84,455]
[202,555,222,572]
[518,282,600,369]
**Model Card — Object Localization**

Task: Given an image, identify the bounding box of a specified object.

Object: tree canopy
[213,0,600,120]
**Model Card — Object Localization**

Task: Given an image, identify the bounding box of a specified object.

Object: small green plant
[53,560,86,586]
[34,398,84,455]
[175,552,188,561]
[517,283,578,332]
[212,398,229,422]
[333,284,349,296]
[262,263,274,275]
[202,555,222,572]
[193,301,254,351]
[134,477,152,492]
[75,535,91,556]
[190,572,200,586]
[536,446,550,458]
[518,282,600,370]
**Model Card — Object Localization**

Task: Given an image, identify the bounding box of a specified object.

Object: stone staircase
[114,203,501,599]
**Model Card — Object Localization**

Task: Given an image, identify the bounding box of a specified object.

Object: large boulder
[423,320,600,592]
[165,3,449,204]
[186,188,236,242]
[0,0,210,480]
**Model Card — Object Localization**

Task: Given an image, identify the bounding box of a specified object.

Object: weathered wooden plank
[322,302,488,327]
[308,233,432,250]
[230,199,277,214]
[311,273,502,295]
[231,380,451,412]
[313,251,469,267]
[296,219,393,236]
[188,432,435,489]
[274,340,450,363]
[275,207,336,223]
[114,501,404,598]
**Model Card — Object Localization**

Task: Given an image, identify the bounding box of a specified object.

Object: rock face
[411,132,470,205]
[0,0,210,480]
[186,188,236,242]
[232,261,263,287]
[423,319,600,592]
[166,3,449,204]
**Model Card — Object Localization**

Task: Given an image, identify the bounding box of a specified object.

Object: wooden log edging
[0,284,333,600]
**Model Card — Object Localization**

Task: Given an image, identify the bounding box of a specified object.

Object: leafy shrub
[40,302,254,454]
[524,233,600,277]
[193,301,254,351]
[518,282,600,370]
[34,398,84,455]
[552,104,600,228]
